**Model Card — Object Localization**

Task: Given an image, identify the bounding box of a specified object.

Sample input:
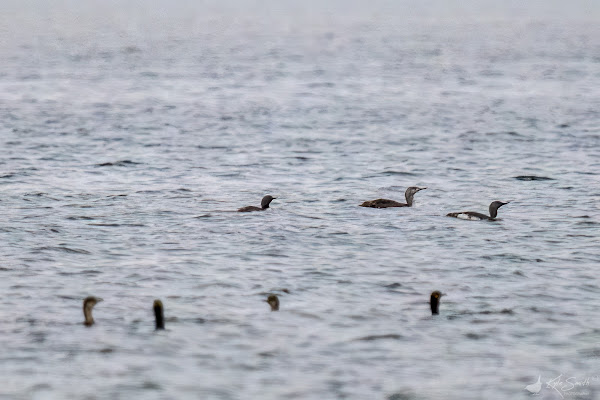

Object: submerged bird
[153,299,165,330]
[266,294,280,311]
[359,187,426,208]
[446,201,509,221]
[83,296,103,326]
[430,291,442,315]
[238,195,277,212]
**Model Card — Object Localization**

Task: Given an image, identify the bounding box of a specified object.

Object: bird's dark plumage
[360,187,426,208]
[83,296,102,326]
[154,299,165,330]
[266,294,279,311]
[430,291,442,315]
[238,195,277,212]
[447,201,509,221]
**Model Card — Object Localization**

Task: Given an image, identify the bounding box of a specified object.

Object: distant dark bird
[238,195,277,212]
[266,294,280,311]
[446,201,509,221]
[83,296,102,326]
[430,291,442,315]
[153,299,165,330]
[360,187,426,208]
[513,175,554,181]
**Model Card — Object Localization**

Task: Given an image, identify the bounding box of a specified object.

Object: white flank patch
[457,213,480,221]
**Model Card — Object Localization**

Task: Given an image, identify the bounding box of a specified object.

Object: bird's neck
[489,206,498,219]
[430,299,439,314]
[154,308,164,330]
[84,306,94,325]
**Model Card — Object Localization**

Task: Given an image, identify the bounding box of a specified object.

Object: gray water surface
[1,1,599,399]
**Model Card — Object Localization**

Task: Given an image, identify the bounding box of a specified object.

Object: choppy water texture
[1,1,599,399]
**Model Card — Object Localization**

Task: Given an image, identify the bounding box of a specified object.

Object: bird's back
[359,199,407,208]
[238,206,263,212]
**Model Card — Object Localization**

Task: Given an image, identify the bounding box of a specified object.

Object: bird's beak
[97,298,104,302]
[420,187,427,191]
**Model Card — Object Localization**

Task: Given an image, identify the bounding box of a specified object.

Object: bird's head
[261,195,277,208]
[265,294,280,311]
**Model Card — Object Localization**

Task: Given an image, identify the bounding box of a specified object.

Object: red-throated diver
[154,299,165,330]
[266,294,279,311]
[360,187,426,208]
[238,195,276,212]
[446,201,509,221]
[430,291,442,315]
[83,296,102,326]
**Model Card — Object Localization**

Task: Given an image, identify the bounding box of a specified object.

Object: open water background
[0,1,599,399]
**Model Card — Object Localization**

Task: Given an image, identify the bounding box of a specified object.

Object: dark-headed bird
[360,187,426,208]
[430,291,442,315]
[83,296,103,326]
[446,201,509,221]
[153,299,165,330]
[238,195,277,212]
[266,294,280,311]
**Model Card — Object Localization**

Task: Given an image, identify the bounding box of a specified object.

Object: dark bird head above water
[238,195,277,212]
[405,186,427,206]
[83,296,103,326]
[261,195,276,209]
[430,291,442,315]
[489,201,509,219]
[266,294,280,311]
[153,299,165,330]
[446,200,510,220]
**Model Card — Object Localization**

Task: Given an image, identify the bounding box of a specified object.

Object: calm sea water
[1,1,599,399]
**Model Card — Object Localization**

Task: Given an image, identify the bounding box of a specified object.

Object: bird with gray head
[238,195,277,212]
[83,296,103,326]
[446,201,509,221]
[153,299,165,330]
[265,294,280,311]
[430,291,443,315]
[359,186,427,208]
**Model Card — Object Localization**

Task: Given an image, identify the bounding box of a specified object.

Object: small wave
[197,145,229,149]
[486,131,523,137]
[58,269,102,276]
[355,334,403,341]
[35,246,91,255]
[576,220,599,226]
[384,282,402,289]
[96,160,140,167]
[376,171,416,176]
[464,333,486,340]
[122,45,141,54]
[87,223,121,227]
[513,175,555,181]
[448,309,515,320]
[258,288,290,295]
[306,82,335,88]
